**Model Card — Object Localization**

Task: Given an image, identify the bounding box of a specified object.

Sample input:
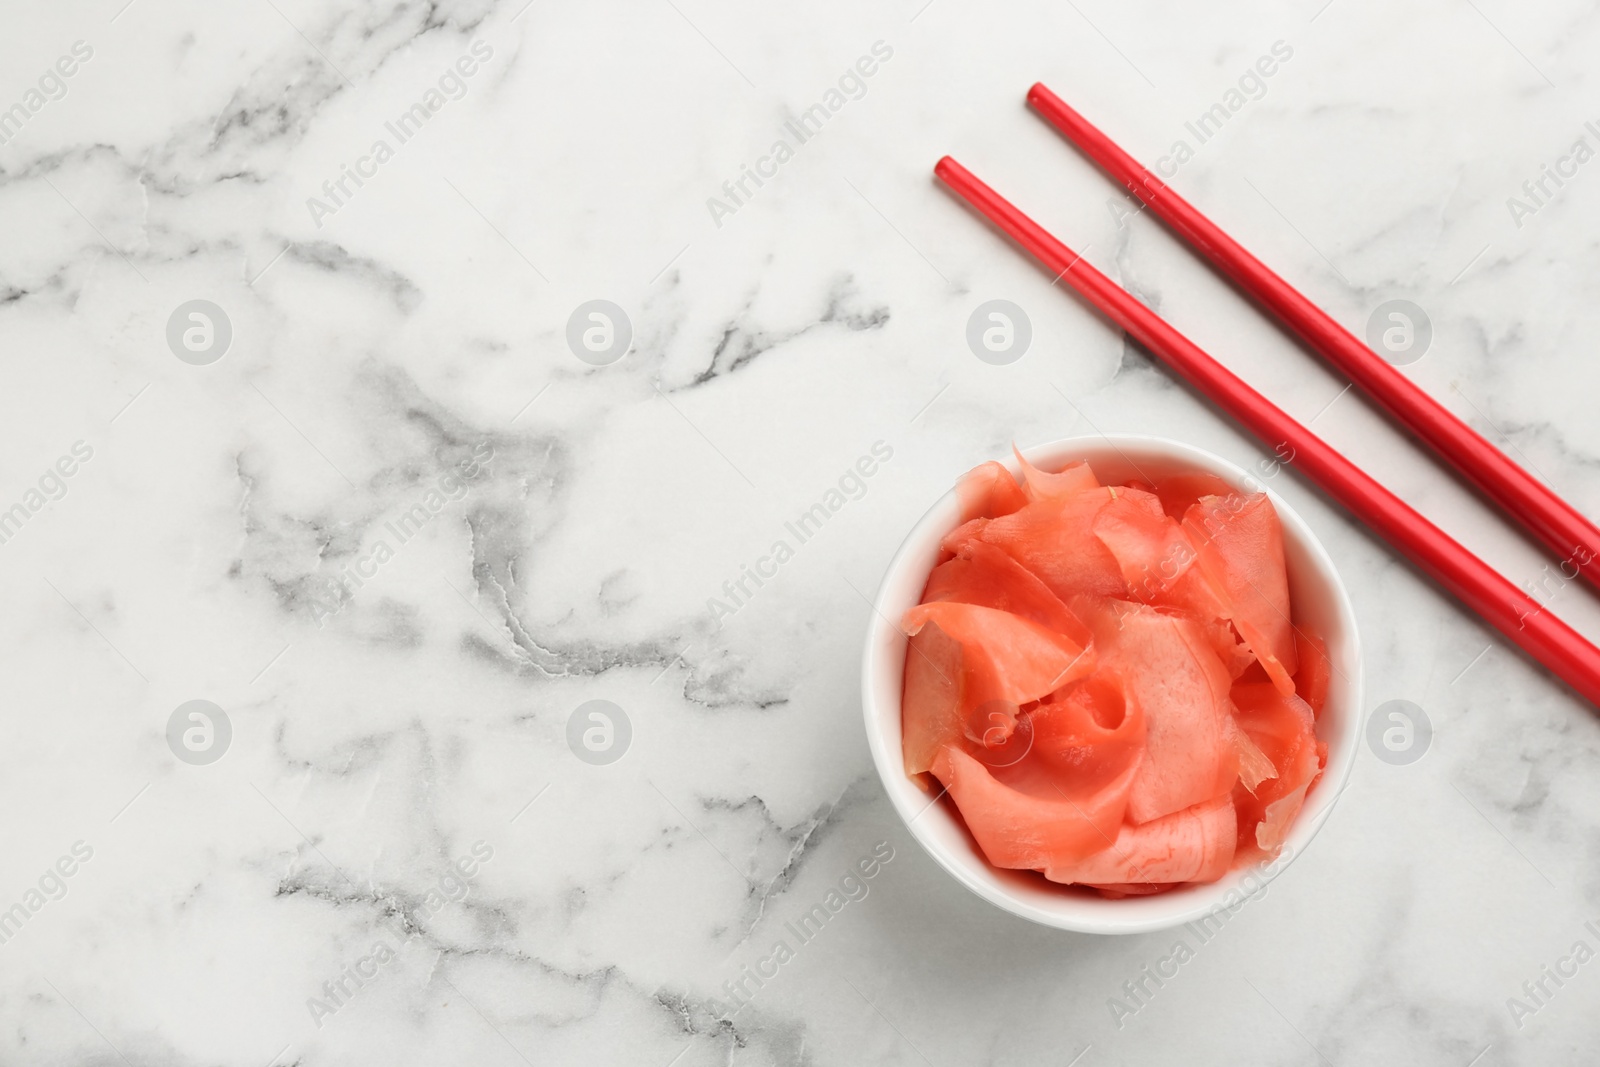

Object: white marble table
[4,1,1600,1063]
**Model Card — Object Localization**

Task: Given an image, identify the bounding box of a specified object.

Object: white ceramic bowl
[861,435,1361,935]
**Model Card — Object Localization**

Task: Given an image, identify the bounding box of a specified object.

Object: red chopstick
[934,155,1600,709]
[1027,83,1600,594]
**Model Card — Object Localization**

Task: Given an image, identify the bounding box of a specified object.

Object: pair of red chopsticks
[936,84,1600,709]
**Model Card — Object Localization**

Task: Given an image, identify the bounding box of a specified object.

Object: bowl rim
[860,433,1363,935]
